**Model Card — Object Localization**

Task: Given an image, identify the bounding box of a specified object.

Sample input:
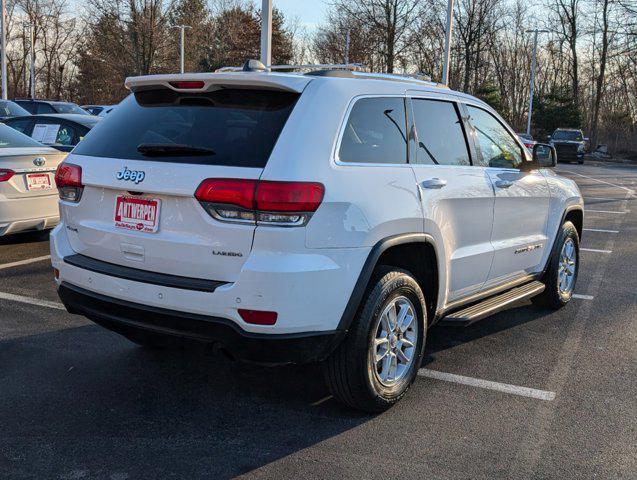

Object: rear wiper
[137,143,216,156]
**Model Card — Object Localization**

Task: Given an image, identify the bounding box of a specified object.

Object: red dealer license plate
[114,196,161,233]
[26,173,52,191]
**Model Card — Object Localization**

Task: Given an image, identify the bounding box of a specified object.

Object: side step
[439,281,546,327]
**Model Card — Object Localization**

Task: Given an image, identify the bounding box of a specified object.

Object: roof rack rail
[214,59,446,88]
[215,62,366,73]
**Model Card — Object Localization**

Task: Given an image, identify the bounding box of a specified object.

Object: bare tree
[453,0,501,93]
[548,0,581,106]
[329,0,420,73]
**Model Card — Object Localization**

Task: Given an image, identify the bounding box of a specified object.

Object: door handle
[495,180,514,189]
[420,178,447,189]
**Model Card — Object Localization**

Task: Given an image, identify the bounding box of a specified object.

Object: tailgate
[63,157,260,283]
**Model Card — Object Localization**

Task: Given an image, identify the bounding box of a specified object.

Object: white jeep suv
[50,65,583,412]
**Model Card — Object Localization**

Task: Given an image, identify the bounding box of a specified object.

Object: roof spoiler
[124,72,311,94]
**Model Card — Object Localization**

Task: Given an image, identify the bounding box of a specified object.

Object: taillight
[0,168,14,182]
[55,163,84,202]
[194,179,324,226]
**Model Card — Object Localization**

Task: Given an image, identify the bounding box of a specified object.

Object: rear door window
[72,89,300,167]
[411,98,470,166]
[338,97,407,164]
[36,103,56,114]
[15,101,36,114]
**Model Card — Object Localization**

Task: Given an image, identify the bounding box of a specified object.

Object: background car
[517,133,536,150]
[98,106,116,117]
[0,123,67,236]
[0,100,31,121]
[549,128,586,164]
[82,105,113,116]
[13,99,90,115]
[3,113,100,152]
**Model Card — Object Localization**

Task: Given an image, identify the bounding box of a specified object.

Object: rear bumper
[50,221,369,339]
[58,282,341,364]
[0,194,59,235]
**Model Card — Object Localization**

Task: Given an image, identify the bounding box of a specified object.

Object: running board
[439,281,546,327]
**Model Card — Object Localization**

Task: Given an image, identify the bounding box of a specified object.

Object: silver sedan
[0,123,67,236]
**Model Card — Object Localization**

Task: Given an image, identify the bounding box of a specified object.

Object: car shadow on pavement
[0,229,50,246]
[424,302,555,360]
[0,325,369,479]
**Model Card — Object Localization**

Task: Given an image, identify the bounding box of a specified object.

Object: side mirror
[533,143,556,168]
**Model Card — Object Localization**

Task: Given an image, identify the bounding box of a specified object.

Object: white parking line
[584,197,624,202]
[585,209,628,214]
[310,395,333,406]
[573,294,594,300]
[557,170,636,197]
[0,291,64,310]
[0,255,51,270]
[418,369,556,401]
[583,228,619,233]
[580,247,612,253]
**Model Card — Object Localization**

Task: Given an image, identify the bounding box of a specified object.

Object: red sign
[26,173,52,191]
[114,196,161,233]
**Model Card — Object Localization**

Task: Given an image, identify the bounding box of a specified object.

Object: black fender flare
[335,233,438,334]
[542,205,584,276]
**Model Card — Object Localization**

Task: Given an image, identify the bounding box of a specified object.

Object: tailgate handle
[120,243,145,262]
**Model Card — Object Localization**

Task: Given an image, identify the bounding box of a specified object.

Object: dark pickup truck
[549,128,586,164]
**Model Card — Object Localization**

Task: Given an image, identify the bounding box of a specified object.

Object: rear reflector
[169,80,205,89]
[0,168,14,182]
[238,309,278,325]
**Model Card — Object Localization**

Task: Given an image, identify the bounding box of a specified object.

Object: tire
[323,267,427,413]
[533,221,579,309]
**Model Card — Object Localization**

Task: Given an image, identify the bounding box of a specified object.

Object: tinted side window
[36,103,56,114]
[467,106,523,169]
[16,101,36,114]
[339,97,407,164]
[411,98,470,166]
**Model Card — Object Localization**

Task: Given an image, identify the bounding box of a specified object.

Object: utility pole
[441,0,454,85]
[23,22,35,99]
[1,0,7,100]
[526,28,549,136]
[344,28,350,65]
[172,25,191,74]
[260,0,272,68]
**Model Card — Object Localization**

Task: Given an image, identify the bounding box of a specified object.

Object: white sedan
[0,123,67,236]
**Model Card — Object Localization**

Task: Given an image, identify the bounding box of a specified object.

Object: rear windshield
[73,88,300,167]
[0,123,45,148]
[553,130,583,141]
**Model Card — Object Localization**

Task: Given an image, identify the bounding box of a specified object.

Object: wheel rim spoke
[558,238,577,295]
[371,296,419,387]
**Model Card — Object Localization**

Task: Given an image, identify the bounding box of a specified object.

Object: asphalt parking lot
[0,161,635,479]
